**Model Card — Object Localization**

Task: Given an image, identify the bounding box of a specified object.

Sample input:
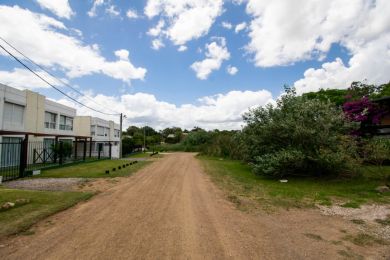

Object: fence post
[109,142,112,159]
[19,137,28,178]
[59,141,63,165]
[83,140,87,161]
[54,138,58,163]
[89,138,92,158]
[74,139,78,161]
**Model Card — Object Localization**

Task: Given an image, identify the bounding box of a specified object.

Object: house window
[91,125,96,136]
[59,115,73,131]
[105,127,110,137]
[114,130,120,137]
[44,112,57,129]
[3,102,24,127]
[97,126,104,136]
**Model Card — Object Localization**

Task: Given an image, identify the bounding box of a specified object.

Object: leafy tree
[303,88,348,106]
[162,127,182,143]
[241,87,358,178]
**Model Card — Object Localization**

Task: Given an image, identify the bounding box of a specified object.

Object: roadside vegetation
[0,187,92,238]
[200,156,390,210]
[128,81,390,208]
[37,159,150,178]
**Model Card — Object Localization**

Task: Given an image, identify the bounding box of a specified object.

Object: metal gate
[0,141,22,181]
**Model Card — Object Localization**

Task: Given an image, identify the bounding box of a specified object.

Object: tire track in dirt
[0,153,388,259]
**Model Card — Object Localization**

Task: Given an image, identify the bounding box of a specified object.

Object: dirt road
[0,153,388,259]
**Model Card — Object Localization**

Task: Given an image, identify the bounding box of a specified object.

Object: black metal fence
[0,140,114,182]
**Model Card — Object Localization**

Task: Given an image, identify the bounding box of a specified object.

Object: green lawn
[199,156,390,210]
[38,159,150,178]
[0,187,93,237]
[125,152,150,158]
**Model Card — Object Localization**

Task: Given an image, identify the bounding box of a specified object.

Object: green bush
[51,142,73,159]
[362,138,390,166]
[242,87,359,178]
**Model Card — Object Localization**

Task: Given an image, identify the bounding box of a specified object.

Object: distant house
[74,116,120,158]
[167,134,175,138]
[367,96,390,136]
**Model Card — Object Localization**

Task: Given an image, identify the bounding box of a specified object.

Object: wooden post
[54,136,58,163]
[83,138,87,161]
[74,138,78,161]
[59,141,63,165]
[89,137,92,158]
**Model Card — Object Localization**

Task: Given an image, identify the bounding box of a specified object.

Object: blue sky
[0,0,388,129]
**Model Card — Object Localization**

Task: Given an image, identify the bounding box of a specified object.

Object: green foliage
[242,87,358,177]
[303,88,348,106]
[123,125,162,154]
[51,142,73,159]
[361,137,390,166]
[161,127,182,144]
[202,131,243,159]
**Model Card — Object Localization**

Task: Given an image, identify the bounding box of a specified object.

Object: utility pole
[143,126,146,153]
[119,113,123,159]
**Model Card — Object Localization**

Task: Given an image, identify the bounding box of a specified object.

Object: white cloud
[226,65,238,75]
[0,68,50,89]
[36,0,74,19]
[191,38,230,80]
[56,89,274,130]
[126,9,139,19]
[294,33,390,94]
[178,45,188,52]
[235,22,247,33]
[245,0,390,67]
[147,20,165,37]
[87,0,104,17]
[0,5,146,84]
[105,5,120,17]
[144,0,224,45]
[222,21,232,29]
[151,39,165,50]
[245,0,390,93]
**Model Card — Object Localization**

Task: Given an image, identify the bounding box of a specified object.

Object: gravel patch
[3,178,87,191]
[318,204,390,240]
[318,204,390,221]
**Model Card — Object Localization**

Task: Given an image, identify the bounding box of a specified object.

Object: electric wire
[0,42,120,116]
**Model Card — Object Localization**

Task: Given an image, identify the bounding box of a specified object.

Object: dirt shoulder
[0,153,388,259]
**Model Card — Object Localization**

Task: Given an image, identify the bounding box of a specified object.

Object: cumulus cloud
[0,68,50,89]
[222,21,233,29]
[147,20,165,37]
[56,89,274,130]
[245,0,390,93]
[178,45,188,52]
[226,65,238,75]
[234,22,247,33]
[151,39,164,50]
[87,0,104,17]
[0,5,146,84]
[36,0,74,19]
[105,5,120,17]
[144,0,224,46]
[191,38,230,80]
[126,9,139,19]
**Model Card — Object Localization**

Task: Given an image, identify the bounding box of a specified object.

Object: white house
[74,116,120,158]
[0,84,80,167]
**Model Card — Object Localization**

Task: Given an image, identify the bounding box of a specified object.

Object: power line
[0,36,120,115]
[0,42,120,116]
